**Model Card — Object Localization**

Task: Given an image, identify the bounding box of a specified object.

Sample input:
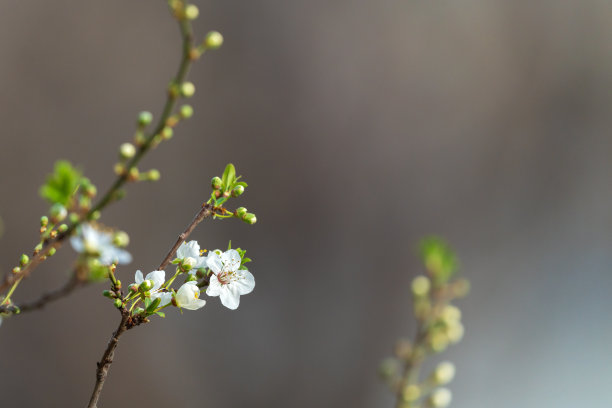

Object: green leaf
[144,297,152,308]
[39,160,83,206]
[221,163,236,191]
[156,311,166,318]
[227,240,232,250]
[235,181,248,188]
[419,236,457,285]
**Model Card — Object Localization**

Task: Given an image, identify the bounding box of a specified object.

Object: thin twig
[18,273,86,313]
[158,203,214,271]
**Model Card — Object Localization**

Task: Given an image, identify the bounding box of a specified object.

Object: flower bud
[161,126,173,140]
[89,211,101,221]
[40,216,49,227]
[102,290,114,298]
[184,4,199,20]
[232,185,245,197]
[114,163,125,176]
[147,169,161,181]
[411,275,430,297]
[120,142,136,159]
[181,82,195,98]
[211,177,222,190]
[182,257,196,271]
[243,213,257,224]
[378,357,399,381]
[441,305,461,324]
[205,31,224,49]
[180,104,194,119]
[69,213,79,224]
[138,111,153,127]
[235,207,247,218]
[432,361,455,385]
[429,388,452,408]
[49,203,67,223]
[58,224,68,233]
[19,254,29,266]
[402,385,421,402]
[446,322,465,344]
[48,247,57,257]
[139,279,154,292]
[113,231,130,248]
[113,298,123,308]
[12,266,21,274]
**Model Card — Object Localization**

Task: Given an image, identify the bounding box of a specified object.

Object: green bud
[184,4,199,20]
[205,31,224,49]
[102,290,113,298]
[181,82,195,98]
[89,211,101,221]
[235,207,247,218]
[429,388,452,408]
[147,169,161,181]
[134,307,145,315]
[113,298,123,308]
[49,203,67,222]
[180,104,194,119]
[69,213,79,224]
[138,111,153,127]
[139,279,154,292]
[19,254,29,266]
[231,185,245,197]
[432,361,456,385]
[129,284,139,293]
[113,231,130,248]
[58,224,68,233]
[378,357,399,381]
[161,126,173,140]
[402,385,421,402]
[411,276,431,297]
[120,142,136,159]
[85,184,97,198]
[211,177,223,190]
[34,243,43,253]
[12,266,21,274]
[181,257,196,271]
[243,213,257,224]
[40,216,49,227]
[48,247,57,257]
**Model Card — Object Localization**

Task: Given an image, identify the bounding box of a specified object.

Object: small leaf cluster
[209,164,257,224]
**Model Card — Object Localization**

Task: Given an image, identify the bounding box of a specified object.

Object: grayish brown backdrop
[1,0,611,407]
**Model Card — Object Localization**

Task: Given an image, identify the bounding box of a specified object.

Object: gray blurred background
[1,0,612,407]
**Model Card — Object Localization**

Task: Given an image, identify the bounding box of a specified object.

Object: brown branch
[157,203,214,270]
[18,273,86,313]
[0,240,63,294]
[87,310,130,408]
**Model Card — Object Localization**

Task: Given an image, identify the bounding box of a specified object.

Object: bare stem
[87,311,130,408]
[158,203,214,270]
[18,273,86,313]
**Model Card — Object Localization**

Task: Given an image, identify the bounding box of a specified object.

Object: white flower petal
[151,291,173,308]
[182,298,206,310]
[135,270,144,284]
[234,269,255,295]
[176,240,200,259]
[146,270,165,291]
[220,249,241,272]
[70,236,84,253]
[206,275,222,297]
[206,252,223,275]
[219,286,241,310]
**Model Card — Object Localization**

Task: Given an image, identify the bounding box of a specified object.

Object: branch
[158,203,214,271]
[18,272,86,313]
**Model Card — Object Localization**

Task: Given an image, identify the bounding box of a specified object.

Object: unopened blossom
[175,281,206,310]
[175,240,207,274]
[70,224,132,265]
[206,249,255,310]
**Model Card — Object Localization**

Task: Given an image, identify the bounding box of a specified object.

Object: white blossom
[175,240,207,274]
[206,249,255,310]
[175,281,206,310]
[133,270,171,307]
[70,224,132,265]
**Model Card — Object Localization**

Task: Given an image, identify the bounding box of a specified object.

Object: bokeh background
[1,0,612,407]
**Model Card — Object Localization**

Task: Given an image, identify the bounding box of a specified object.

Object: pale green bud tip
[161,127,173,140]
[50,203,67,222]
[120,143,136,159]
[430,388,452,408]
[181,82,196,98]
[139,280,154,291]
[102,290,113,298]
[138,111,153,126]
[180,104,194,119]
[19,254,29,266]
[244,213,257,224]
[184,4,199,20]
[433,361,456,385]
[402,385,421,402]
[113,298,123,308]
[58,224,69,232]
[205,31,224,49]
[211,177,222,190]
[378,358,398,380]
[148,169,161,181]
[48,248,57,257]
[411,275,430,297]
[89,211,101,221]
[40,216,49,226]
[235,207,247,217]
[232,185,245,197]
[113,231,130,248]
